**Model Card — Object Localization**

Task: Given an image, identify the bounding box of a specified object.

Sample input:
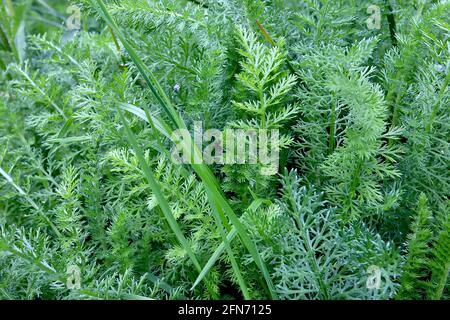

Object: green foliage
[397,194,450,300]
[396,194,434,299]
[428,203,450,300]
[269,170,400,300]
[222,26,298,202]
[0,0,449,300]
[293,38,403,221]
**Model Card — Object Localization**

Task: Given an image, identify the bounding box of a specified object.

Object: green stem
[255,19,296,76]
[287,189,329,299]
[207,189,250,299]
[387,89,404,147]
[385,0,398,47]
[350,161,362,196]
[15,66,68,120]
[0,167,61,237]
[260,94,266,128]
[0,24,12,52]
[6,246,57,275]
[0,56,6,71]
[431,262,449,300]
[4,0,15,16]
[328,98,336,155]
[345,159,363,219]
[391,90,403,127]
[108,26,126,65]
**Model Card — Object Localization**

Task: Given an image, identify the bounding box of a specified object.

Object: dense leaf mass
[0,0,449,300]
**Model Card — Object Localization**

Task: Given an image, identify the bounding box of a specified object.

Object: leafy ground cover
[0,0,449,300]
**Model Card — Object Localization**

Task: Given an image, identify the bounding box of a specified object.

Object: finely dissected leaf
[192,227,238,291]
[91,0,278,299]
[118,109,201,272]
[0,167,61,237]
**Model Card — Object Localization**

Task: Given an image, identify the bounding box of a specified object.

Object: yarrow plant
[0,0,449,301]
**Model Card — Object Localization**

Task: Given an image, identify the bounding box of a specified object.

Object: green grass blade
[47,136,92,144]
[191,197,268,293]
[92,0,277,299]
[90,0,182,129]
[191,165,279,299]
[120,103,171,139]
[120,103,191,180]
[191,226,238,291]
[122,103,276,298]
[117,109,201,273]
[205,188,249,299]
[57,117,74,138]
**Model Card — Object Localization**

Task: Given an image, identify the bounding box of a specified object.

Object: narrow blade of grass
[57,117,74,138]
[90,0,181,129]
[118,109,201,273]
[205,188,249,299]
[47,136,92,144]
[191,197,267,291]
[120,103,171,139]
[191,226,238,291]
[92,0,278,299]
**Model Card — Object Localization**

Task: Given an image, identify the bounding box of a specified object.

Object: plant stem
[108,26,126,65]
[0,25,12,52]
[286,188,329,299]
[385,0,398,47]
[0,167,61,237]
[255,19,296,76]
[4,0,15,16]
[345,159,363,219]
[328,98,336,155]
[431,262,449,300]
[15,66,68,120]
